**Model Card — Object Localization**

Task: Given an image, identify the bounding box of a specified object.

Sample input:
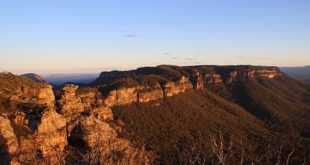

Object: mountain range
[280,66,310,82]
[0,65,309,164]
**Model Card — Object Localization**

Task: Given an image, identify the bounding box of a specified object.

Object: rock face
[7,84,55,106]
[222,68,282,84]
[256,69,282,78]
[162,76,193,97]
[94,65,283,108]
[103,87,139,106]
[100,77,193,107]
[116,87,138,105]
[103,90,118,107]
[37,85,55,106]
[138,84,163,103]
[0,109,67,164]
[57,84,114,136]
[0,74,67,164]
[0,73,55,107]
[58,84,84,123]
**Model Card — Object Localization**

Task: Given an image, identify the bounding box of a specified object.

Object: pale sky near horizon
[0,0,310,74]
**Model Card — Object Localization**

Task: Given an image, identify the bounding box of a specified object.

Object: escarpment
[93,65,283,107]
[0,65,293,164]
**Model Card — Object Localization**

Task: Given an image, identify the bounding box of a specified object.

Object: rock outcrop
[34,109,67,158]
[0,73,55,107]
[115,87,138,105]
[256,69,282,78]
[37,85,55,106]
[57,84,84,123]
[57,84,114,136]
[162,76,193,97]
[222,68,281,84]
[99,76,193,107]
[0,109,68,164]
[70,115,155,165]
[0,74,67,164]
[138,84,163,103]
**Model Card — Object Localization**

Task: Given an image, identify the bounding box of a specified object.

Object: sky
[0,0,309,74]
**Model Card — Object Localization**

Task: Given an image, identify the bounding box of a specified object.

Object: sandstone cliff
[93,65,282,107]
[0,65,286,164]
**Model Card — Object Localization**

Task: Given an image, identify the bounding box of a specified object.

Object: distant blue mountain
[21,73,46,83]
[280,66,310,82]
[42,73,99,85]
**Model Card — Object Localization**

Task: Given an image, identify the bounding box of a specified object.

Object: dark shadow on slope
[230,81,274,122]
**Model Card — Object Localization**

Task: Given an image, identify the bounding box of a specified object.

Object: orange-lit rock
[34,109,67,159]
[103,90,118,107]
[138,84,164,103]
[12,111,28,126]
[37,85,55,106]
[92,107,113,121]
[58,84,84,123]
[256,69,281,78]
[116,87,138,105]
[162,76,193,97]
[0,116,18,155]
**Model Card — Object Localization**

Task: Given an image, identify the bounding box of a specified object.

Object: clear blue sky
[0,0,309,74]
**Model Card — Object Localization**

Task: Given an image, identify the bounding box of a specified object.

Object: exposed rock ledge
[94,65,282,107]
